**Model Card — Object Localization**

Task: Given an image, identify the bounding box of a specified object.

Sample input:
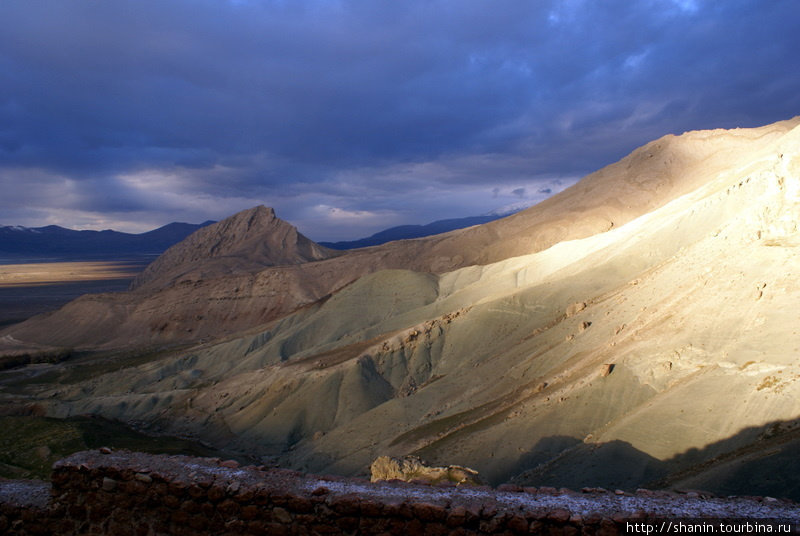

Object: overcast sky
[1,0,799,241]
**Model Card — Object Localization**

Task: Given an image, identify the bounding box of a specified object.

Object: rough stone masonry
[0,449,798,535]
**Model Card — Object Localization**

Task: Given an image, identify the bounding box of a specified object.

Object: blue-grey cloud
[0,0,799,240]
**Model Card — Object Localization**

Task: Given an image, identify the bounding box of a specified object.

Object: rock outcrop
[370,455,484,485]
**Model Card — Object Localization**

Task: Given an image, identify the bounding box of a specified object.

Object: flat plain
[0,259,149,328]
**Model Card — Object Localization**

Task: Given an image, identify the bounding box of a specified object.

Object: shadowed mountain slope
[2,118,800,498]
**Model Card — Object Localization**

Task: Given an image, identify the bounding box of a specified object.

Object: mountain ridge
[0,220,215,260]
[318,213,513,250]
[5,118,799,350]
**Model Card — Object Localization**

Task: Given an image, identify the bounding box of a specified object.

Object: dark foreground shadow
[504,417,800,501]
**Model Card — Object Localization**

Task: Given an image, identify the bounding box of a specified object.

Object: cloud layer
[1,0,799,240]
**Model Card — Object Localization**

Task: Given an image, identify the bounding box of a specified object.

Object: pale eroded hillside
[2,118,799,497]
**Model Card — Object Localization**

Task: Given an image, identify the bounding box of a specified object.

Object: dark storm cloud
[1,0,799,239]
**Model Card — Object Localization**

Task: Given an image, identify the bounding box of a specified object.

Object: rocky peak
[131,205,338,290]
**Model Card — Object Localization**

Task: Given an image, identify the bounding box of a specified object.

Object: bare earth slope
[3,118,799,351]
[2,118,800,499]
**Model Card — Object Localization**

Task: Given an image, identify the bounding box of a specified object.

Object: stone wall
[1,450,798,535]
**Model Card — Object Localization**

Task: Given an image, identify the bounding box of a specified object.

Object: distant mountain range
[0,221,215,260]
[1,210,524,260]
[319,212,517,250]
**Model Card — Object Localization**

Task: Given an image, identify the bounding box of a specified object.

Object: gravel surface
[0,478,51,508]
[307,479,800,521]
